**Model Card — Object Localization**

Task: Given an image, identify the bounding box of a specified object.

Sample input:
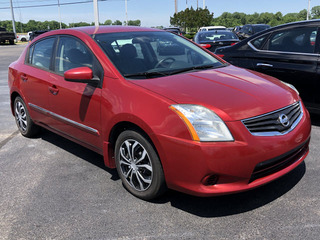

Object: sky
[0,0,317,27]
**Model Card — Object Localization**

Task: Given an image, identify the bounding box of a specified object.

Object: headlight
[281,81,299,95]
[170,104,234,142]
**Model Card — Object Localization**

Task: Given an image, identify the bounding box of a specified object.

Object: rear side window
[29,38,55,70]
[267,27,317,53]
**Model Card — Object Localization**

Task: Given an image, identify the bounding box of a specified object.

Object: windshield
[93,31,224,79]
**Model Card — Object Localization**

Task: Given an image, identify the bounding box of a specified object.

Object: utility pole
[203,0,205,9]
[58,0,62,29]
[9,0,17,42]
[197,0,198,9]
[125,0,128,26]
[186,0,188,9]
[93,0,99,27]
[175,0,178,13]
[307,0,311,20]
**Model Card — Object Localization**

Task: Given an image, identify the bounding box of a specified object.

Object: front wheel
[115,130,166,200]
[14,97,40,137]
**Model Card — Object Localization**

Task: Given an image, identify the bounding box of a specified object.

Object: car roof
[40,26,162,37]
[28,26,164,43]
[244,24,270,26]
[72,25,161,34]
[199,26,226,30]
[164,27,180,30]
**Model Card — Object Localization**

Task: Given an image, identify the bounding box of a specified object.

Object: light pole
[175,0,178,13]
[125,0,128,26]
[93,0,99,27]
[58,0,62,29]
[9,0,17,42]
[307,0,311,20]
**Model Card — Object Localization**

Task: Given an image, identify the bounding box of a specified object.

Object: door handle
[49,85,59,95]
[256,63,273,68]
[21,74,28,82]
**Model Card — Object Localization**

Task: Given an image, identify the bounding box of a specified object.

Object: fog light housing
[202,174,219,186]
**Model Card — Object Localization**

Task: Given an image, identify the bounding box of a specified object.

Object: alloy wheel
[119,139,153,191]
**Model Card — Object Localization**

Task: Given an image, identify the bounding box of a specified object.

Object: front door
[47,35,104,151]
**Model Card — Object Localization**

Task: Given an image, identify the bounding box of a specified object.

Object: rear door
[248,25,318,106]
[19,37,56,125]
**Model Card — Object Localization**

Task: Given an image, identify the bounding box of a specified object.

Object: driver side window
[55,36,94,74]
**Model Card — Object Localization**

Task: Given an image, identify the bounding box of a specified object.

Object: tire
[9,40,14,45]
[14,97,40,137]
[115,130,166,200]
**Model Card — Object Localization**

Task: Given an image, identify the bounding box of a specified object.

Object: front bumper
[156,106,311,197]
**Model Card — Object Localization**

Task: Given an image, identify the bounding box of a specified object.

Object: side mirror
[64,67,99,85]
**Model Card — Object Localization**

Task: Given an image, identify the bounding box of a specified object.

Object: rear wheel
[9,40,14,45]
[14,97,40,137]
[115,130,166,200]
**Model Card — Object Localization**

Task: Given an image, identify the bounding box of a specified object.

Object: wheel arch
[104,121,163,170]
[10,91,21,116]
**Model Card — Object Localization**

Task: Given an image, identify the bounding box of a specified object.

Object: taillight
[231,42,237,46]
[200,44,211,49]
[216,54,224,58]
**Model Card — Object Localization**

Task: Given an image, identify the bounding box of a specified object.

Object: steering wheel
[155,57,176,68]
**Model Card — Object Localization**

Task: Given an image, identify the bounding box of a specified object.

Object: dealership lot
[1,44,320,239]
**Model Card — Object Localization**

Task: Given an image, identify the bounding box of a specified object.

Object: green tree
[311,6,320,19]
[126,20,141,26]
[112,20,122,25]
[104,19,112,25]
[68,22,91,28]
[170,7,213,31]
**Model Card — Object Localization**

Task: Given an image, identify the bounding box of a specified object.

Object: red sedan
[8,26,311,200]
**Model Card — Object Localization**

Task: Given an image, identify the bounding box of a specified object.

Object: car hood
[130,65,298,121]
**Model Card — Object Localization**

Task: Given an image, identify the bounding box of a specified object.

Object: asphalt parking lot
[0,44,320,240]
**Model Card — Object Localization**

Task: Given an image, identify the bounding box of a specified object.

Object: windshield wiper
[124,64,218,79]
[124,71,169,79]
[167,64,216,75]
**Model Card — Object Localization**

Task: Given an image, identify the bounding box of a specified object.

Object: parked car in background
[198,26,226,32]
[8,26,311,200]
[215,20,320,113]
[29,30,50,42]
[17,33,29,42]
[237,24,270,40]
[163,27,182,35]
[194,30,239,52]
[233,25,242,36]
[0,27,15,44]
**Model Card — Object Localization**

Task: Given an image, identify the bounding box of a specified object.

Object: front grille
[249,139,309,183]
[242,102,302,136]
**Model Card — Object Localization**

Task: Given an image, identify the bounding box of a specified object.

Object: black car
[215,20,320,113]
[193,30,239,52]
[29,30,50,42]
[163,27,182,36]
[237,24,270,40]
